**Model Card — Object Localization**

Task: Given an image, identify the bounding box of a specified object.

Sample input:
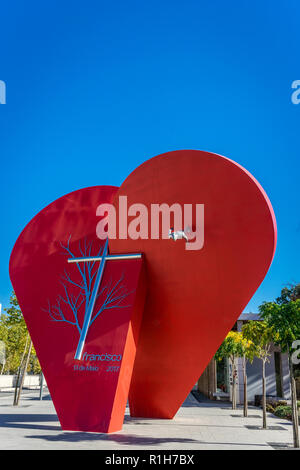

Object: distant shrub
[266,404,275,413]
[267,399,287,408]
[274,406,293,420]
[276,400,288,406]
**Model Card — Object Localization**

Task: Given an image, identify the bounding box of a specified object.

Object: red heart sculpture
[9,186,146,433]
[109,150,277,418]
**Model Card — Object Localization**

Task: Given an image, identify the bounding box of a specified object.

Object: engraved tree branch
[43,237,132,339]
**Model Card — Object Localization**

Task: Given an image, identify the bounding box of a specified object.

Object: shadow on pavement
[28,394,52,401]
[0,413,61,432]
[25,432,199,446]
[190,390,211,403]
[24,432,272,448]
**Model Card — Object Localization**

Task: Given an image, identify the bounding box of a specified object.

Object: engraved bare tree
[44,236,132,354]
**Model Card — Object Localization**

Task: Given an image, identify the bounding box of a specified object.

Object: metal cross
[68,238,142,360]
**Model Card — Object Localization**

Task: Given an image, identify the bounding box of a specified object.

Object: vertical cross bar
[74,238,109,360]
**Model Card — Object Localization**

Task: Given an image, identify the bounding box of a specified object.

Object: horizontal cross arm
[68,253,142,263]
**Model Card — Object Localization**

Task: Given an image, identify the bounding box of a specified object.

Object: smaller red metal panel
[9,186,146,433]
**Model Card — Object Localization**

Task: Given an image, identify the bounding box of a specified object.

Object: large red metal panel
[109,150,277,418]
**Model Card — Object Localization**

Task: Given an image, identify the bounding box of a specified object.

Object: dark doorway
[274,352,283,397]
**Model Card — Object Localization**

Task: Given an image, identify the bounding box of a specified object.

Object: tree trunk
[262,359,267,429]
[14,340,32,406]
[13,334,29,406]
[243,355,248,417]
[0,340,5,374]
[231,357,237,410]
[288,350,299,448]
[39,373,44,401]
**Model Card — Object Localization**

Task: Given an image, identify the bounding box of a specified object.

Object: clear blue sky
[0,1,299,312]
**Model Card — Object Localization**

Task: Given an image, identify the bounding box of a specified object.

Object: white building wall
[0,375,44,390]
[233,352,291,404]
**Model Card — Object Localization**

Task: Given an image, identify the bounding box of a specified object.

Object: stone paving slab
[0,390,297,450]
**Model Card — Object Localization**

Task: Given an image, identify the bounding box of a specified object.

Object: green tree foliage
[275,284,300,305]
[259,297,300,353]
[215,331,254,363]
[0,293,40,375]
[242,320,278,362]
[215,331,254,410]
[242,320,278,429]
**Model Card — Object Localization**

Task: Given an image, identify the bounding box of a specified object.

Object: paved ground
[0,389,298,450]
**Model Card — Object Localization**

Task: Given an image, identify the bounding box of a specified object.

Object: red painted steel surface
[110,150,277,418]
[9,186,146,433]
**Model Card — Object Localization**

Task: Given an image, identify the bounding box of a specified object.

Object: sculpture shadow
[25,432,199,446]
[25,432,273,448]
[0,413,61,432]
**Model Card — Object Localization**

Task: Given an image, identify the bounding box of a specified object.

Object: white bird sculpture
[168,227,188,242]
